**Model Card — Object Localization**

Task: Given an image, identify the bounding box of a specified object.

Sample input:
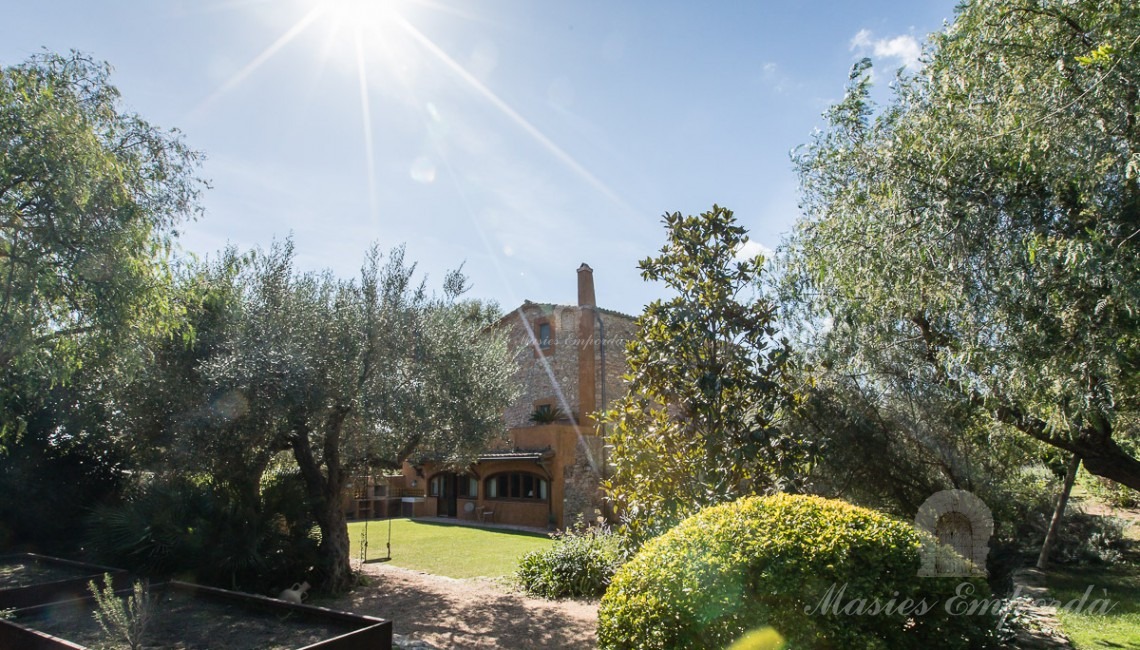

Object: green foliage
[87,574,152,650]
[111,241,518,592]
[597,494,996,650]
[792,372,1051,518]
[528,405,567,425]
[1084,473,1140,508]
[0,49,201,553]
[602,206,802,544]
[784,0,1140,489]
[0,406,125,553]
[787,375,1122,579]
[515,522,626,599]
[0,51,202,386]
[0,354,128,554]
[85,476,320,594]
[1051,513,1129,565]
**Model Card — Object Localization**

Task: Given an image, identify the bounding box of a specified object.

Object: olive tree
[124,242,517,592]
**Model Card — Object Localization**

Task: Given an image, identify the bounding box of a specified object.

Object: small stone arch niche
[915,489,993,577]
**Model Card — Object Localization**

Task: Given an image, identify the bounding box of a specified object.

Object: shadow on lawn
[409,519,552,539]
[331,565,596,649]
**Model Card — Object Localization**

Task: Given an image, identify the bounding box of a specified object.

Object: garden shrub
[1083,472,1139,509]
[1042,512,1129,565]
[0,424,125,555]
[984,465,1131,571]
[85,473,321,594]
[597,494,997,650]
[516,522,626,599]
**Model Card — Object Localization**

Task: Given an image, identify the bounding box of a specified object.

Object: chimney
[577,263,596,307]
[577,264,597,427]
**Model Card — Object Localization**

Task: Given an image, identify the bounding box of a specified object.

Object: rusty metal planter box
[0,553,130,611]
[0,579,392,650]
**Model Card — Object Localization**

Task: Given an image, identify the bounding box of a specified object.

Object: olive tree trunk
[291,418,355,594]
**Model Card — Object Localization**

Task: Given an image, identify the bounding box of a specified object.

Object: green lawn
[347,518,553,579]
[1050,562,1140,649]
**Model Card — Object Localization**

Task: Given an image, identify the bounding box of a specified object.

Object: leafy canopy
[785,0,1140,490]
[0,51,203,385]
[115,240,518,592]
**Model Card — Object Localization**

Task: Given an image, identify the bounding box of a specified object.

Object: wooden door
[440,473,458,517]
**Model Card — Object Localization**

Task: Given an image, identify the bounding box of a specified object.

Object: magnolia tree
[601,206,802,544]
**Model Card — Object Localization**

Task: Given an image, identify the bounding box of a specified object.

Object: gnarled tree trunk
[291,418,354,594]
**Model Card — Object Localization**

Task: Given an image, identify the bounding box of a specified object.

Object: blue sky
[4,0,957,316]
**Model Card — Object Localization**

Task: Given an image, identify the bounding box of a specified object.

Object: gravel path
[329,561,598,649]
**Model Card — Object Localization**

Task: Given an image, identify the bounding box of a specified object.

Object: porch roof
[477,446,555,462]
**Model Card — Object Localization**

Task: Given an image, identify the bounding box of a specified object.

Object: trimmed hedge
[598,494,996,649]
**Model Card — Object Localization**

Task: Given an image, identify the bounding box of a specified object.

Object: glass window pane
[539,479,548,500]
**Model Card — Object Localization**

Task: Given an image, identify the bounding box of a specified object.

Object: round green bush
[597,494,996,650]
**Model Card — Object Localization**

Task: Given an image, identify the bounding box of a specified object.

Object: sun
[195,0,628,225]
[298,0,420,77]
[193,0,416,118]
[316,0,407,29]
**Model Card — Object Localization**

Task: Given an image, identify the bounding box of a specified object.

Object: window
[485,472,548,501]
[531,318,554,357]
[429,473,478,498]
[538,322,552,349]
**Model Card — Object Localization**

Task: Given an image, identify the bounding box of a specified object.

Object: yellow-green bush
[597,494,996,649]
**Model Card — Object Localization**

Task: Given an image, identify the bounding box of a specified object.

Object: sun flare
[317,0,406,28]
[195,0,627,228]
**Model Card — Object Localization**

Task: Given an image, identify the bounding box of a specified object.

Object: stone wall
[592,310,637,415]
[500,303,583,429]
[499,303,637,430]
[497,302,637,527]
[561,434,605,528]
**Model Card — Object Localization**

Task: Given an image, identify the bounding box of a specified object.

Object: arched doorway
[935,511,974,575]
[915,489,994,577]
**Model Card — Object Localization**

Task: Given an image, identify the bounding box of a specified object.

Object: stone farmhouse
[391,263,637,529]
